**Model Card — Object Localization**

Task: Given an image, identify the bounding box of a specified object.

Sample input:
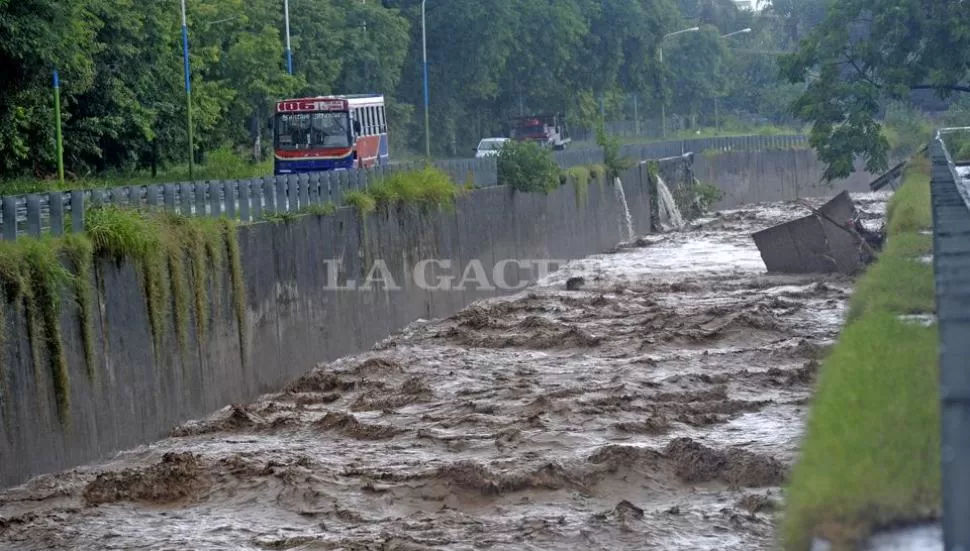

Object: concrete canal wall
[0,160,665,488]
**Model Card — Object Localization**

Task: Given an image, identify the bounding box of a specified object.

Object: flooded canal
[0,192,888,550]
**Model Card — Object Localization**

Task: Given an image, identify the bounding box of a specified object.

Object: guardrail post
[109,186,126,207]
[225,180,237,220]
[179,183,193,216]
[161,183,175,213]
[238,180,251,222]
[308,173,320,204]
[326,172,340,205]
[2,196,17,241]
[287,174,300,211]
[70,190,84,234]
[209,181,223,218]
[275,176,288,212]
[26,194,41,237]
[194,182,207,217]
[146,184,160,209]
[263,177,277,215]
[49,192,64,236]
[251,179,263,219]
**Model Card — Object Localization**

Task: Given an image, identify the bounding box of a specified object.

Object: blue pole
[422,0,430,159]
[180,0,194,178]
[284,0,293,74]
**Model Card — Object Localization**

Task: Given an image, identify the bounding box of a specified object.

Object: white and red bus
[273,94,389,175]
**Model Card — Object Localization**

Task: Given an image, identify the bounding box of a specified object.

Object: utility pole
[716,28,751,134]
[180,0,194,178]
[659,26,699,139]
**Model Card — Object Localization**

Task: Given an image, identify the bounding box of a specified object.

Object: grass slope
[781,157,941,550]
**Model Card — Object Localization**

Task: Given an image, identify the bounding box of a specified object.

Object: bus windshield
[275,111,351,149]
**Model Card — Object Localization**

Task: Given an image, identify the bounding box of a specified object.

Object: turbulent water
[612,177,635,241]
[0,193,888,551]
[656,176,686,230]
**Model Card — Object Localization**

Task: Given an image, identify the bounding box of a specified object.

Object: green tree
[780,0,970,180]
[665,25,729,129]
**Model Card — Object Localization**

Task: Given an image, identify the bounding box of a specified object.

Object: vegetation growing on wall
[0,239,73,424]
[63,235,95,380]
[344,191,377,217]
[0,207,247,427]
[564,166,591,208]
[366,166,462,211]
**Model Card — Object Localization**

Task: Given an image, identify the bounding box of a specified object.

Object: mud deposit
[0,193,887,550]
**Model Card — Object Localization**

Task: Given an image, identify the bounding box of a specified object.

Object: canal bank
[781,157,940,551]
[0,191,888,550]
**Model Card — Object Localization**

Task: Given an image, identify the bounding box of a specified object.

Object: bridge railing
[931,127,970,551]
[0,133,806,241]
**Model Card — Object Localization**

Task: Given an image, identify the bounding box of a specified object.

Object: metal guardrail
[554,133,808,167]
[0,133,807,241]
[0,157,497,241]
[931,127,970,551]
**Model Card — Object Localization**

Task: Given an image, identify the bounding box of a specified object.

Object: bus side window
[378,106,385,133]
[367,107,374,136]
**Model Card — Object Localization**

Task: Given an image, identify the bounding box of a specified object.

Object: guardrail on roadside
[0,157,497,241]
[0,134,807,241]
[931,127,970,551]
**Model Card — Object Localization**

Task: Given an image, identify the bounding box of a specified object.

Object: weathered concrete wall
[694,149,882,209]
[0,163,663,488]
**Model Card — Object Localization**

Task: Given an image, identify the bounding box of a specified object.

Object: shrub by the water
[497,140,561,194]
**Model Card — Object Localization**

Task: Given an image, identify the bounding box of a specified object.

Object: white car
[474,137,510,158]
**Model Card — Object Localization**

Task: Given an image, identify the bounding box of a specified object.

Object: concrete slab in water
[752,191,866,274]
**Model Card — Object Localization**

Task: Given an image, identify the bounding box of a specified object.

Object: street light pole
[180,0,194,179]
[284,0,293,74]
[422,0,430,159]
[659,26,699,139]
[715,28,751,134]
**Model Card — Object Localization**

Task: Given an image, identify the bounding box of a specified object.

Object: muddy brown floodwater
[0,192,888,551]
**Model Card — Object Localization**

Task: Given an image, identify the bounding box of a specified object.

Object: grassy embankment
[781,155,940,550]
[0,147,273,197]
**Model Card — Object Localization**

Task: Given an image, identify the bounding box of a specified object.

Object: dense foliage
[9,0,962,184]
[780,0,970,180]
[497,140,560,194]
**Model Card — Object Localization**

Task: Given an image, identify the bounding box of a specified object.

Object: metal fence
[0,133,807,241]
[931,127,970,551]
[555,133,808,167]
[0,157,496,241]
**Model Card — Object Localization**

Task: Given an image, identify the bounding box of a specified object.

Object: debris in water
[752,191,885,274]
[566,276,586,291]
